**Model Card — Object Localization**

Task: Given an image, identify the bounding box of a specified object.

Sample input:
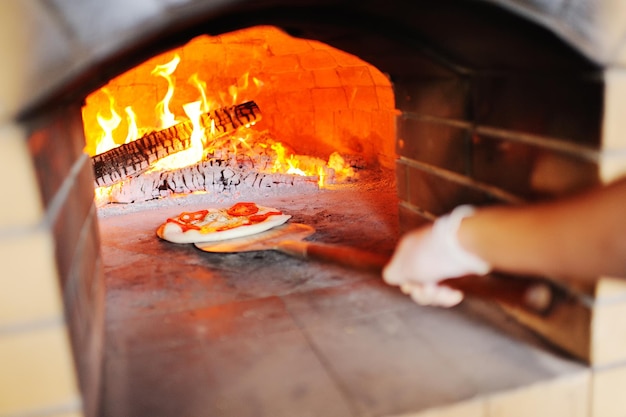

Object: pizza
[156,202,291,244]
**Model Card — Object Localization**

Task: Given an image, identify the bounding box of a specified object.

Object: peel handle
[276,240,553,316]
[277,240,390,273]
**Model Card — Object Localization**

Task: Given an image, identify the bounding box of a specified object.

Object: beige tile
[55,412,84,417]
[598,153,626,183]
[0,123,45,228]
[614,38,626,67]
[601,69,626,153]
[486,372,590,417]
[601,69,626,146]
[52,412,84,417]
[592,363,626,417]
[385,398,485,417]
[595,277,626,300]
[0,1,72,120]
[0,324,80,414]
[593,2,626,64]
[0,229,62,326]
[600,69,626,182]
[591,299,626,365]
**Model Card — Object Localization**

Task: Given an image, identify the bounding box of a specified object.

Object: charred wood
[92,123,192,187]
[91,101,262,187]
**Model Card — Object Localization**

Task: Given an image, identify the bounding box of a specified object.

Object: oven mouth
[83,25,398,210]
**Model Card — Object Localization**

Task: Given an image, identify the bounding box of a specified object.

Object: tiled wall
[0,105,104,417]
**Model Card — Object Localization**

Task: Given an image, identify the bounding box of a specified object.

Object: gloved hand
[383,205,491,307]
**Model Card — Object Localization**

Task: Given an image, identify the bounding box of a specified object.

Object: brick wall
[81,27,397,171]
[394,71,603,228]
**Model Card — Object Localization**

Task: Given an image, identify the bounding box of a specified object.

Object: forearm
[458,178,626,281]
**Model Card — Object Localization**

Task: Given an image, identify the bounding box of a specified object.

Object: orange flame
[267,142,355,187]
[152,54,181,129]
[89,46,358,202]
[328,152,356,182]
[188,73,211,113]
[95,89,121,154]
[124,106,139,144]
[150,100,205,172]
[272,143,302,175]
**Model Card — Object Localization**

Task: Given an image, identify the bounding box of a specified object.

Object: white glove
[383,205,491,307]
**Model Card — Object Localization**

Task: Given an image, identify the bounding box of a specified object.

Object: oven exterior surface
[2,1,626,417]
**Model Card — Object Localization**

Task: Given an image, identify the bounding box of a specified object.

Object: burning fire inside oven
[82,26,385,207]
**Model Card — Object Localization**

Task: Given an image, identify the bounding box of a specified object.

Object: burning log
[94,128,364,207]
[92,123,192,187]
[95,156,322,206]
[92,101,261,187]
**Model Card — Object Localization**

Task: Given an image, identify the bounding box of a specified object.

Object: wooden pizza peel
[194,222,558,316]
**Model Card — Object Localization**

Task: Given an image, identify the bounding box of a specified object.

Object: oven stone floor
[96,172,588,417]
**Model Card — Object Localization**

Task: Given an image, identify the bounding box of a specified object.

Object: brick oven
[2,1,626,417]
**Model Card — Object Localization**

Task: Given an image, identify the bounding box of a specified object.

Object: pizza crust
[157,204,291,244]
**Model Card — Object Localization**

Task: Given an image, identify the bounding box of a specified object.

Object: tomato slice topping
[227,202,259,217]
[165,205,282,234]
[248,211,283,223]
[165,210,208,232]
[166,218,201,232]
[178,210,209,223]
